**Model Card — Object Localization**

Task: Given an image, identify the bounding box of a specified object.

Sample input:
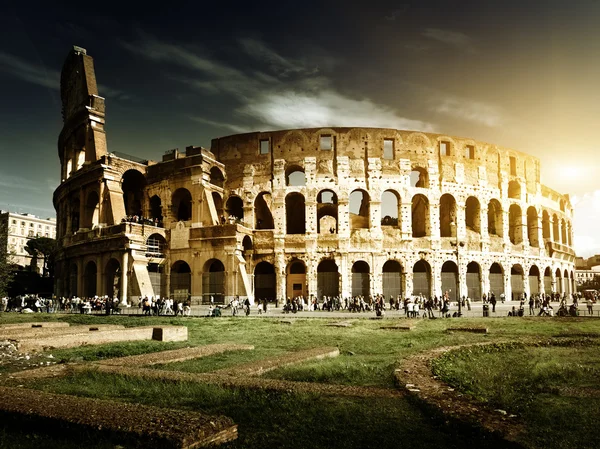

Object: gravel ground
[0,340,58,374]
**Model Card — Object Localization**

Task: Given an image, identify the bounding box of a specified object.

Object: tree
[24,237,57,277]
[0,220,15,296]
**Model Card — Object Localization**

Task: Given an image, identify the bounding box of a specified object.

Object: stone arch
[412,260,431,297]
[351,261,370,297]
[529,265,540,295]
[439,193,457,237]
[285,164,306,186]
[410,167,428,188]
[509,204,522,244]
[286,192,306,234]
[382,260,403,299]
[172,188,192,221]
[552,213,560,243]
[70,197,80,233]
[466,262,481,301]
[465,196,480,234]
[508,181,521,200]
[210,166,225,188]
[487,199,503,237]
[317,259,340,298]
[242,235,253,253]
[171,260,191,300]
[286,259,307,298]
[317,189,338,234]
[83,260,97,298]
[146,233,166,257]
[544,267,552,294]
[255,261,276,302]
[255,192,274,230]
[82,190,100,229]
[381,190,400,227]
[412,194,429,237]
[121,169,146,217]
[349,189,370,230]
[542,210,551,239]
[202,259,225,303]
[511,264,525,300]
[441,261,458,301]
[226,195,244,221]
[527,206,539,247]
[564,268,570,295]
[406,132,431,148]
[105,258,121,299]
[489,262,505,297]
[149,195,162,223]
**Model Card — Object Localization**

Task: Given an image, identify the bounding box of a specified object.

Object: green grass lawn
[1,313,599,448]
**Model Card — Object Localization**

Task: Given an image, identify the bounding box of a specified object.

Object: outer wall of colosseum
[53,47,575,305]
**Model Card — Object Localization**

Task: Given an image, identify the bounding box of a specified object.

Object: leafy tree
[0,220,15,296]
[24,237,57,277]
[579,275,600,291]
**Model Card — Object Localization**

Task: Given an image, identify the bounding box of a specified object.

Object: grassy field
[1,313,599,448]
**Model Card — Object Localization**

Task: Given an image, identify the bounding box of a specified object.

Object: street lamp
[450,220,464,317]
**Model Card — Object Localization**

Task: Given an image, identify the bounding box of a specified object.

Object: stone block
[152,326,188,342]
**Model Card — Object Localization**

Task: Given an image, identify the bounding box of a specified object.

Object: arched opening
[410,167,428,188]
[286,193,306,234]
[351,261,370,297]
[413,260,431,297]
[286,260,306,298]
[441,261,458,301]
[255,192,274,229]
[561,219,567,245]
[529,265,540,295]
[544,267,552,294]
[412,194,429,237]
[172,188,192,221]
[555,268,563,294]
[212,192,224,221]
[171,260,191,301]
[210,167,225,188]
[317,259,340,298]
[508,181,521,200]
[527,207,539,247]
[146,234,166,258]
[487,199,503,237]
[382,260,403,299]
[242,235,253,254]
[542,210,550,240]
[317,190,338,234]
[82,191,100,229]
[105,258,121,299]
[489,263,504,297]
[439,194,457,237]
[349,190,370,230]
[560,199,566,212]
[226,196,244,221]
[149,195,162,224]
[254,262,276,303]
[465,196,480,234]
[511,264,524,300]
[552,214,560,243]
[68,264,78,297]
[148,263,165,298]
[121,170,146,217]
[285,165,306,186]
[83,261,97,298]
[466,262,481,301]
[509,204,523,244]
[70,197,80,233]
[381,190,400,227]
[202,259,225,304]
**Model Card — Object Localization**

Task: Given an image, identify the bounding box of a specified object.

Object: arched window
[508,204,522,244]
[349,190,370,230]
[146,234,166,258]
[122,170,146,217]
[286,193,306,234]
[172,188,192,221]
[381,190,400,227]
[465,196,480,234]
[82,191,100,229]
[542,210,550,239]
[317,190,338,234]
[410,167,428,188]
[412,194,429,237]
[210,167,225,188]
[552,214,560,243]
[226,196,244,221]
[255,192,274,230]
[286,165,306,186]
[149,195,162,224]
[487,199,503,237]
[527,206,539,247]
[439,194,457,237]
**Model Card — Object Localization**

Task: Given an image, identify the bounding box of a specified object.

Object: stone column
[307,259,318,300]
[481,269,490,301]
[305,199,317,235]
[340,253,351,298]
[274,252,286,303]
[536,212,544,249]
[502,209,510,246]
[404,271,413,298]
[432,260,442,298]
[121,251,129,305]
[523,272,530,299]
[338,199,350,238]
[456,204,466,241]
[401,201,412,239]
[430,202,440,239]
[372,254,382,296]
[480,204,489,240]
[504,272,511,302]
[96,256,103,297]
[521,212,529,247]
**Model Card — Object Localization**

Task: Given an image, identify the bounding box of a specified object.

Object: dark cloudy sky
[1,1,599,256]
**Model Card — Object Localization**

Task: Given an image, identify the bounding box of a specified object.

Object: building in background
[0,210,57,272]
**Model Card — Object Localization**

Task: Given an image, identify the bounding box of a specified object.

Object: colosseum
[53,46,576,305]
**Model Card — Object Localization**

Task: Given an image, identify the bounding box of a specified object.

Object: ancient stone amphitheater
[53,46,576,305]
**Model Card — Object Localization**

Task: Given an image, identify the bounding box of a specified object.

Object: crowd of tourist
[121,215,162,227]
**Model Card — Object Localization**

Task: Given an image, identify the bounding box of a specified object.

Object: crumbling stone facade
[53,47,576,305]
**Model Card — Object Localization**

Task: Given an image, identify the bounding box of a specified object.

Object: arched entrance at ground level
[529,266,540,295]
[544,267,552,294]
[351,261,370,297]
[254,262,276,303]
[412,260,431,298]
[511,265,525,300]
[148,263,165,298]
[83,261,97,298]
[555,268,562,294]
[317,259,340,299]
[171,261,191,302]
[287,261,307,299]
[466,262,481,301]
[202,259,225,304]
[68,264,78,298]
[382,260,403,299]
[105,259,121,299]
[441,261,458,302]
[489,263,504,298]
